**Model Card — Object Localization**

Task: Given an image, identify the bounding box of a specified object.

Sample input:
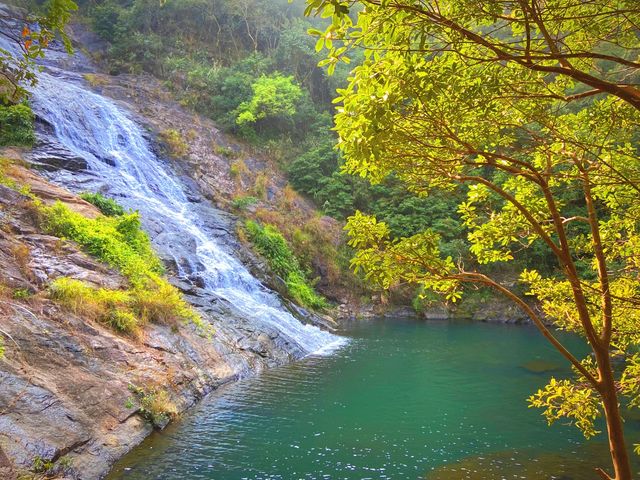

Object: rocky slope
[0,150,329,479]
[0,6,357,476]
[59,22,367,312]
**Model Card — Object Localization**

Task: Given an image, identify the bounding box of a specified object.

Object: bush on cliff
[127,384,178,428]
[41,201,204,332]
[49,277,201,334]
[0,103,35,147]
[159,129,188,158]
[49,277,138,333]
[79,191,125,216]
[41,201,163,286]
[244,220,328,310]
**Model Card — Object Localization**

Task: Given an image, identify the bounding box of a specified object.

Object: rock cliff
[0,153,311,479]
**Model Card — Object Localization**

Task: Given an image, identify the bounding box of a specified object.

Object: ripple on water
[106,320,639,480]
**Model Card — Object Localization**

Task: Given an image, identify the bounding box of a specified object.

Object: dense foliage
[307,0,640,478]
[0,102,35,146]
[245,220,327,310]
[0,0,77,102]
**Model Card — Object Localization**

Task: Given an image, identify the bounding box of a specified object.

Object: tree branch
[456,271,600,387]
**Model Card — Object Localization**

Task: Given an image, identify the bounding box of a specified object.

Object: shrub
[106,309,138,332]
[0,103,35,147]
[49,277,137,333]
[12,288,31,300]
[286,271,327,310]
[231,195,258,211]
[127,384,178,428]
[287,138,338,196]
[159,129,188,158]
[80,191,125,216]
[32,455,55,475]
[229,159,249,179]
[213,144,237,158]
[41,201,163,286]
[42,202,203,333]
[31,454,73,477]
[245,220,298,278]
[244,220,328,310]
[132,275,201,326]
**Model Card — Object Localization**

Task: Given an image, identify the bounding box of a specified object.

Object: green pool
[107,319,639,479]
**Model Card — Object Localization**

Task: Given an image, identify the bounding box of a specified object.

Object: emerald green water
[107,319,639,479]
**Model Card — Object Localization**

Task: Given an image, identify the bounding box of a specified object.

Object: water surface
[108,319,639,479]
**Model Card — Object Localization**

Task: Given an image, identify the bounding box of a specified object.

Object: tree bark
[595,349,633,480]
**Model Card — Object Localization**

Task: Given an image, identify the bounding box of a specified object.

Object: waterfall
[2,33,345,355]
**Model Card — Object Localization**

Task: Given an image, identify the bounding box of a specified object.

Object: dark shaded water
[107,319,639,479]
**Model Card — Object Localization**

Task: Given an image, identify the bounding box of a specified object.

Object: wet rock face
[28,136,89,173]
[0,159,302,480]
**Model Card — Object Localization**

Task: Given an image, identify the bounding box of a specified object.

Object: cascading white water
[19,61,345,355]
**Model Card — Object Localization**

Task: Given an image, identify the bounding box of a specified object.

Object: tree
[0,0,77,102]
[235,73,303,133]
[306,1,640,479]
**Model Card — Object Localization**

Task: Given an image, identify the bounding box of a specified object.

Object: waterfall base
[0,154,332,480]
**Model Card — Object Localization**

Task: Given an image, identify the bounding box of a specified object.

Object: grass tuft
[127,384,178,428]
[231,195,258,211]
[159,129,188,158]
[49,276,205,334]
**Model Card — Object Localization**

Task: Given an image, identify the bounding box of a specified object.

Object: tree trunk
[596,351,633,480]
